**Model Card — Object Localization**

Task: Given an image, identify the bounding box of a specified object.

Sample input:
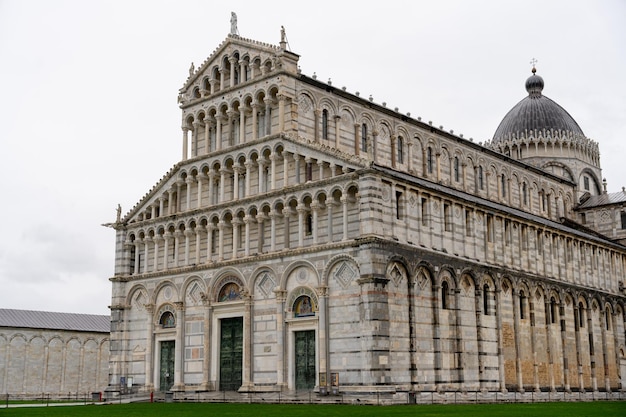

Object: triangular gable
[123,162,181,224]
[179,33,299,99]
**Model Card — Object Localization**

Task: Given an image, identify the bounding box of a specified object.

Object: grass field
[4,401,626,417]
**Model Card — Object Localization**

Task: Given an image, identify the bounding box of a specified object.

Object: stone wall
[0,327,109,397]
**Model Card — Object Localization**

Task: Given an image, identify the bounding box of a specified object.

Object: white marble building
[0,309,110,398]
[106,24,626,400]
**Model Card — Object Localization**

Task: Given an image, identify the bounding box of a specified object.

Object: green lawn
[3,401,625,417]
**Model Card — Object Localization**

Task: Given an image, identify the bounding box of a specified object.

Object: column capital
[274,289,287,300]
[316,286,329,297]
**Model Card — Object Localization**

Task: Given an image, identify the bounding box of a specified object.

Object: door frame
[219,316,244,391]
[210,303,245,389]
[287,318,318,390]
[154,337,176,392]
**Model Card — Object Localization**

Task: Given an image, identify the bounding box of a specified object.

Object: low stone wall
[144,389,626,405]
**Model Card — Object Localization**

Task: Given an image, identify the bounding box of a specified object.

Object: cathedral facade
[107,27,626,400]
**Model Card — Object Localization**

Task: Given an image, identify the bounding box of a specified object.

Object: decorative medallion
[257,272,276,298]
[334,261,357,289]
[133,291,147,311]
[417,273,429,291]
[186,282,203,306]
[600,210,610,222]
[163,286,172,300]
[298,94,312,114]
[297,268,308,284]
[389,264,404,287]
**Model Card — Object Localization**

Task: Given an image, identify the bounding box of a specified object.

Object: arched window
[257,109,265,138]
[483,284,490,315]
[294,295,315,317]
[550,297,557,324]
[211,228,218,254]
[454,157,460,182]
[427,147,433,174]
[129,241,136,274]
[605,308,611,330]
[443,203,451,231]
[501,174,507,197]
[478,166,484,190]
[578,302,585,328]
[519,290,526,319]
[397,136,404,164]
[441,281,449,309]
[361,124,368,152]
[160,311,175,328]
[322,109,329,140]
[522,183,528,206]
[305,213,313,235]
[396,190,404,220]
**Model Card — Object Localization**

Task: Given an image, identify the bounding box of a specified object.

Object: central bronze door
[295,330,316,390]
[219,317,243,391]
[159,340,175,392]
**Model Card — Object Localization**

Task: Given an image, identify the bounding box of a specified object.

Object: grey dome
[493,69,584,142]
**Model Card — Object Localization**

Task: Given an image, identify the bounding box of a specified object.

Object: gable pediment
[179,34,299,103]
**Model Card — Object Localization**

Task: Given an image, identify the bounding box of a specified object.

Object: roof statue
[230,12,238,35]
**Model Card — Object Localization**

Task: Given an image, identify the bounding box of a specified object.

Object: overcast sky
[0,0,624,316]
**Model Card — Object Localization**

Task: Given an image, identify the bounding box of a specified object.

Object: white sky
[0,0,624,315]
